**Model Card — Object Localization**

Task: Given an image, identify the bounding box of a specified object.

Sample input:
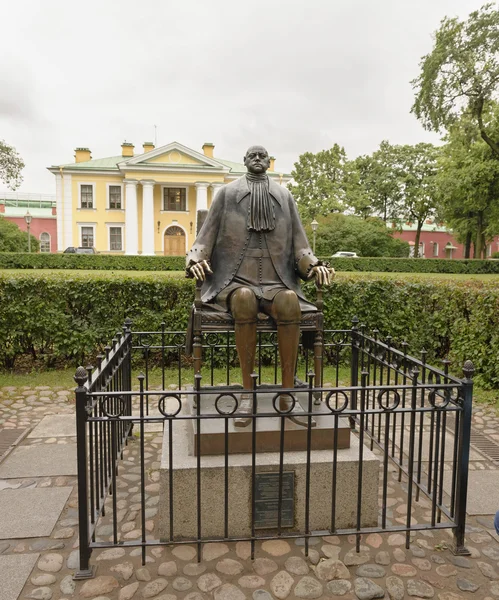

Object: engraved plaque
[254,471,294,529]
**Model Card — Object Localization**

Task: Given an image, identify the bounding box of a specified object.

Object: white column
[141,180,155,255]
[211,183,223,203]
[63,173,73,249]
[124,179,139,255]
[55,173,63,251]
[195,182,209,211]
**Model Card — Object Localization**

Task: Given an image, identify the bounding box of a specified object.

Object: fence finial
[74,366,88,388]
[463,360,475,379]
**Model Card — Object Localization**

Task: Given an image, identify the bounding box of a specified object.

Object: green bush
[324,256,499,274]
[0,252,185,271]
[3,252,499,274]
[0,271,498,388]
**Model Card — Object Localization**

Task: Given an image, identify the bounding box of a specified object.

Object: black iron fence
[74,318,473,578]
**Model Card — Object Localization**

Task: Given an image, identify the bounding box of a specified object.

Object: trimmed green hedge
[2,252,499,274]
[325,257,499,274]
[0,253,185,271]
[0,271,498,388]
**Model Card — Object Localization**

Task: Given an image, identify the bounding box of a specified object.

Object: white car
[331,251,359,258]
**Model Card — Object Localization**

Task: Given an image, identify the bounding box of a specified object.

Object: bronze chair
[191,280,325,404]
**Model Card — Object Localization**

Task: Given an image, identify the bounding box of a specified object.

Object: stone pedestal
[158,414,379,541]
[188,392,351,455]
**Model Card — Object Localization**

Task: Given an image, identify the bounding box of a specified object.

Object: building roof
[56,156,124,170]
[49,143,291,178]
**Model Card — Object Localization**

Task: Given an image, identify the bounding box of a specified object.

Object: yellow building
[48,142,290,255]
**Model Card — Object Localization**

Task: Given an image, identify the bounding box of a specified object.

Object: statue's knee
[274,290,301,321]
[230,288,258,321]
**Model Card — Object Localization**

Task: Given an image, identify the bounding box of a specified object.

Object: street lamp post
[311,218,319,254]
[24,211,32,253]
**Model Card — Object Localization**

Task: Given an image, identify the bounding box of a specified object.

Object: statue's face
[244,146,270,174]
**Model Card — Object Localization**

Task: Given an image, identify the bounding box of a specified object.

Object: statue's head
[244,145,270,174]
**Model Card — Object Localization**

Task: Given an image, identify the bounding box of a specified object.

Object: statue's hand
[189,260,213,282]
[308,265,335,286]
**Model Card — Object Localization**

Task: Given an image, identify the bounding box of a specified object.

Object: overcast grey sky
[0,0,487,193]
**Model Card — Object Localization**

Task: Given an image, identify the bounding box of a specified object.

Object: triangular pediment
[121,142,229,171]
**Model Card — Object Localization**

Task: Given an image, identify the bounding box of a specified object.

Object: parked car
[63,247,97,254]
[331,251,359,258]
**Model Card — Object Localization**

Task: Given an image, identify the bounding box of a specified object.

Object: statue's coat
[186,176,318,303]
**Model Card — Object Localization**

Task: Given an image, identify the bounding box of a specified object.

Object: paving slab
[0,444,76,478]
[28,414,75,438]
[444,469,499,515]
[0,554,39,600]
[0,487,72,539]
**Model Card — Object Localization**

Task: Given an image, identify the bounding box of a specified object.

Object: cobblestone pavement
[1,385,499,600]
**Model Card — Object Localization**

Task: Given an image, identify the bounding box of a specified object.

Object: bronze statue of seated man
[186,145,334,427]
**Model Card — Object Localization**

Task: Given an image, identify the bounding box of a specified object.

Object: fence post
[350,316,359,429]
[73,366,95,579]
[452,360,474,556]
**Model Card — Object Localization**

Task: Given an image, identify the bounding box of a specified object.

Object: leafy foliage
[0,140,24,189]
[394,143,440,257]
[289,144,352,220]
[0,252,185,270]
[436,105,499,258]
[1,272,498,388]
[0,217,39,252]
[351,141,404,221]
[411,3,499,158]
[305,214,409,257]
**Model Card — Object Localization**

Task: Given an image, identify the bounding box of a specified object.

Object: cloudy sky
[0,0,486,194]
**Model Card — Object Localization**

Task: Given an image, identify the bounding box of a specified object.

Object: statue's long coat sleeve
[186,176,318,304]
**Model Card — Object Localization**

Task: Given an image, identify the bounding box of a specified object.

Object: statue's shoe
[279,397,317,428]
[234,394,252,428]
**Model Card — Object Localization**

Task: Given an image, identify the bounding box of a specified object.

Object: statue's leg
[269,291,316,427]
[230,287,258,427]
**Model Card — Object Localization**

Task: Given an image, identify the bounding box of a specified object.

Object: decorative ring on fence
[268,332,278,347]
[139,333,154,348]
[325,390,349,414]
[390,353,405,370]
[272,392,296,414]
[100,395,127,418]
[158,394,182,417]
[377,389,401,411]
[170,333,187,348]
[427,389,454,410]
[376,348,387,362]
[329,331,349,346]
[214,393,239,415]
[205,333,223,347]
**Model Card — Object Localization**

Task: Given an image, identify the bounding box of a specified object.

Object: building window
[109,185,122,209]
[432,242,439,257]
[40,232,50,253]
[163,187,186,211]
[110,227,122,251]
[81,226,94,248]
[81,184,94,209]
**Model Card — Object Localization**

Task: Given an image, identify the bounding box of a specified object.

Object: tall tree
[304,213,409,258]
[411,3,499,158]
[289,144,350,220]
[352,141,404,221]
[395,143,440,258]
[0,140,24,190]
[436,105,499,258]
